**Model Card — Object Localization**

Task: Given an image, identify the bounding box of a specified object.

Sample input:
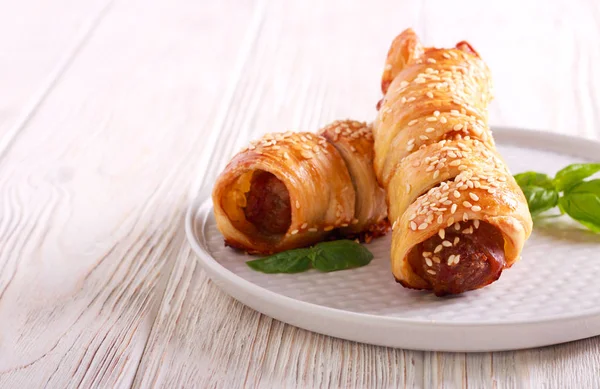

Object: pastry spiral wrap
[374,29,533,295]
[319,120,388,239]
[213,123,388,254]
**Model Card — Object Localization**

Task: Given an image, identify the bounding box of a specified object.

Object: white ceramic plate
[186,128,600,352]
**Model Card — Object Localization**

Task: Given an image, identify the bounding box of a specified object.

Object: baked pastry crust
[373,29,533,293]
[213,122,389,254]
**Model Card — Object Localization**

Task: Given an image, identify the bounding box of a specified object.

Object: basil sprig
[246,240,374,274]
[514,163,600,232]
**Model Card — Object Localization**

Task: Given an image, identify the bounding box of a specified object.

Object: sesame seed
[463,201,473,208]
[458,165,468,171]
[432,256,441,264]
[324,226,334,231]
[425,128,436,134]
[463,212,469,221]
[308,227,318,232]
[443,52,451,59]
[453,190,461,198]
[418,222,428,230]
[407,96,416,102]
[449,160,461,167]
[409,213,417,220]
[434,110,440,117]
[350,146,357,152]
[423,251,432,257]
[427,269,436,275]
[472,205,482,212]
[400,80,409,88]
[442,240,452,247]
[406,183,412,193]
[302,143,311,150]
[406,144,415,151]
[392,220,397,230]
[450,204,457,214]
[453,124,463,131]
[427,58,437,64]
[420,135,429,141]
[426,91,434,98]
[469,193,479,201]
[296,200,300,209]
[401,97,407,104]
[440,116,447,124]
[410,221,417,230]
[291,229,299,235]
[425,257,433,267]
[248,145,256,150]
[447,217,455,226]
[438,229,445,239]
[447,255,455,266]
[454,237,460,245]
[301,150,313,159]
[437,214,444,224]
[408,138,415,145]
[474,219,480,229]
[426,165,435,172]
[434,245,443,253]
[454,222,461,231]
[454,255,461,264]
[426,116,437,122]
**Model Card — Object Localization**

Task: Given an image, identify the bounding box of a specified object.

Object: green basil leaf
[521,186,559,216]
[311,240,374,272]
[247,249,313,273]
[513,172,555,189]
[558,179,600,233]
[554,163,600,192]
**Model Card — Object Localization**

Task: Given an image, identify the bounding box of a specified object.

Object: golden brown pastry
[319,120,388,240]
[373,29,533,295]
[212,123,388,254]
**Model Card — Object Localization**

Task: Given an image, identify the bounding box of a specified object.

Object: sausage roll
[212,124,388,255]
[319,120,388,240]
[373,29,533,296]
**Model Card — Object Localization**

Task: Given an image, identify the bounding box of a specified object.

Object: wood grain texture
[0,0,112,155]
[0,0,254,387]
[1,0,599,388]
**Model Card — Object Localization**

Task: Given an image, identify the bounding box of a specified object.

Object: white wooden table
[1,0,599,387]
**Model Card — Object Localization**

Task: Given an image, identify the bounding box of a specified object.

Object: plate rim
[186,128,600,351]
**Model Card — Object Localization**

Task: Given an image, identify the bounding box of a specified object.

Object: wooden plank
[0,0,255,387]
[0,0,111,154]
